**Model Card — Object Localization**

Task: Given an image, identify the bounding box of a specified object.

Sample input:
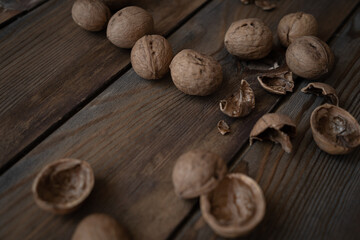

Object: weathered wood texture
[0,0,208,171]
[0,7,20,26]
[174,6,360,240]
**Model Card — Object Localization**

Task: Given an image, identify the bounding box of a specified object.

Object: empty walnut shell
[172,149,227,199]
[257,66,294,95]
[107,6,154,48]
[250,113,296,153]
[310,104,360,155]
[131,35,173,80]
[301,82,339,106]
[32,158,94,214]
[170,49,223,96]
[72,213,130,240]
[286,36,334,79]
[220,80,255,117]
[277,12,318,47]
[217,120,230,135]
[72,0,111,31]
[224,18,273,60]
[200,173,266,238]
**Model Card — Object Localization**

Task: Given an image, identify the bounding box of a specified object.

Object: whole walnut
[131,35,173,80]
[169,49,223,96]
[277,12,318,47]
[286,36,334,79]
[72,0,111,31]
[107,6,154,48]
[224,18,273,60]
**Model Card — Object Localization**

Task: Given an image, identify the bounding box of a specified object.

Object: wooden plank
[0,0,208,170]
[0,0,358,240]
[0,7,20,26]
[173,6,360,240]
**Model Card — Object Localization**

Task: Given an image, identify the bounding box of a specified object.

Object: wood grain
[0,7,20,26]
[174,6,360,240]
[0,0,208,170]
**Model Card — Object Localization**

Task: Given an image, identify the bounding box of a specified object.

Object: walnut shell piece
[71,0,111,31]
[224,18,273,60]
[286,36,334,79]
[220,80,255,117]
[72,213,131,240]
[255,0,276,11]
[200,173,265,238]
[250,113,296,153]
[172,150,227,199]
[301,82,339,106]
[310,104,360,155]
[217,120,230,135]
[131,35,173,80]
[107,6,154,48]
[32,158,94,214]
[277,12,318,47]
[257,66,294,95]
[169,49,223,96]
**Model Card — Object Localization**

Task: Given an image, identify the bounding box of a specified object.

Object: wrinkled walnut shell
[301,82,339,106]
[107,6,154,48]
[224,18,273,60]
[72,0,111,31]
[278,12,318,47]
[200,173,265,238]
[170,49,223,96]
[172,149,227,199]
[286,36,334,79]
[32,158,94,214]
[250,113,296,153]
[217,120,230,135]
[257,66,294,95]
[310,104,360,155]
[131,35,173,80]
[72,213,130,240]
[220,80,255,117]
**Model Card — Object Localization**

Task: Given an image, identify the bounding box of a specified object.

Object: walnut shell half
[32,158,94,214]
[200,173,265,238]
[310,104,360,155]
[257,66,294,95]
[250,113,296,153]
[301,82,339,106]
[172,150,227,199]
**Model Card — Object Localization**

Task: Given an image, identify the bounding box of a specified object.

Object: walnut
[310,104,360,155]
[107,6,154,48]
[286,36,334,79]
[220,79,255,117]
[254,0,276,11]
[32,158,94,214]
[172,149,227,199]
[257,66,294,95]
[224,18,273,60]
[200,173,265,238]
[71,0,111,31]
[217,120,230,135]
[169,49,223,96]
[301,82,339,106]
[131,35,173,80]
[250,113,296,153]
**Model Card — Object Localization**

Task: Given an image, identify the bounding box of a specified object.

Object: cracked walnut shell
[257,66,294,95]
[301,82,339,106]
[32,158,94,214]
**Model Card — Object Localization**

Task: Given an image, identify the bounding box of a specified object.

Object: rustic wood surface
[0,0,359,240]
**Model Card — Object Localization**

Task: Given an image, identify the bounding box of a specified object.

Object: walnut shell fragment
[255,0,276,11]
[217,120,230,135]
[301,82,339,106]
[310,104,360,155]
[257,67,294,95]
[200,173,265,238]
[172,150,227,199]
[220,80,255,117]
[250,113,296,153]
[32,158,94,214]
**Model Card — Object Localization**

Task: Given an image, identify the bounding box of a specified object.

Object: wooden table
[0,0,359,239]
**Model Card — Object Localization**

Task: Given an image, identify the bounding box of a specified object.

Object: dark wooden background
[0,0,359,239]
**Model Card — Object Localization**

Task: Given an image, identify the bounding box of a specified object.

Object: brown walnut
[286,36,334,79]
[131,35,173,80]
[257,66,294,95]
[224,18,273,60]
[200,173,266,238]
[301,82,339,106]
[169,49,223,96]
[32,158,94,214]
[72,0,111,31]
[220,79,255,117]
[107,6,154,48]
[172,149,227,199]
[250,113,296,153]
[278,12,318,47]
[310,104,360,155]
